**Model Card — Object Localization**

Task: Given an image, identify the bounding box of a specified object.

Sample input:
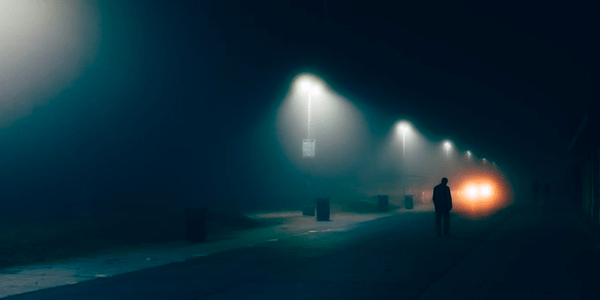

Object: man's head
[441,178,448,185]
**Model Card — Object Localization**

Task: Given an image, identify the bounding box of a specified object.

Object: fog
[236,74,514,214]
[0,1,516,219]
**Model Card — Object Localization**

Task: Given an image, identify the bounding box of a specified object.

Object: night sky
[0,0,596,213]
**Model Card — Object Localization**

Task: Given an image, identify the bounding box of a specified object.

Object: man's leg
[435,210,442,237]
[443,210,450,235]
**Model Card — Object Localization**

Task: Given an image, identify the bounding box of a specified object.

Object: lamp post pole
[306,89,313,209]
[402,130,406,159]
[307,90,312,139]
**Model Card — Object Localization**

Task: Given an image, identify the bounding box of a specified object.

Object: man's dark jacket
[433,184,452,211]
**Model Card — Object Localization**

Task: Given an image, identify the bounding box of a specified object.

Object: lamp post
[399,122,410,160]
[396,121,412,197]
[443,141,452,158]
[443,140,452,178]
[296,75,323,210]
[298,76,323,141]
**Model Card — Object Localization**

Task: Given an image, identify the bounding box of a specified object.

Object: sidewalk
[0,206,424,298]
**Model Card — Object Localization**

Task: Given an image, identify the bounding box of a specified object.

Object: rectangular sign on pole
[302,139,316,158]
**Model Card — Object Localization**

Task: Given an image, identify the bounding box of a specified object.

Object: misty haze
[0,1,598,299]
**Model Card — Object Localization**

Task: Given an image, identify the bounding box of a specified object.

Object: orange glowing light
[466,186,478,198]
[481,184,493,197]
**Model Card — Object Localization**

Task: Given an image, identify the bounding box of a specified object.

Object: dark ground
[0,210,275,269]
[4,203,599,299]
[0,198,397,269]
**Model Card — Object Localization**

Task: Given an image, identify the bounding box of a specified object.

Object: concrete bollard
[377,195,389,211]
[316,198,330,221]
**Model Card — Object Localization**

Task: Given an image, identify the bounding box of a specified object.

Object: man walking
[433,177,452,237]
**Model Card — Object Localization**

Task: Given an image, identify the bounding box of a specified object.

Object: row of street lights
[294,74,499,209]
[396,121,493,166]
[294,74,496,167]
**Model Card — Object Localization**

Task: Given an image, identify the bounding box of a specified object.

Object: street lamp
[443,141,452,158]
[396,121,412,195]
[297,75,323,140]
[295,74,324,208]
[397,121,411,159]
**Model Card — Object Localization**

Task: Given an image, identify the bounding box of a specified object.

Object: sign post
[302,139,316,158]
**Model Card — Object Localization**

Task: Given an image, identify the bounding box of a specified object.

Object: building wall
[568,104,600,225]
[576,129,600,225]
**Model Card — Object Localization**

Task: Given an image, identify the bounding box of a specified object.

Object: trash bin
[185,207,207,242]
[404,195,414,210]
[303,204,315,216]
[316,197,330,221]
[377,195,389,211]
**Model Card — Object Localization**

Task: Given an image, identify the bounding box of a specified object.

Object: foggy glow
[450,168,512,219]
[0,0,100,128]
[277,73,370,177]
[296,75,324,95]
[443,141,452,150]
[277,73,514,211]
[398,121,411,133]
[467,186,478,197]
[481,184,492,197]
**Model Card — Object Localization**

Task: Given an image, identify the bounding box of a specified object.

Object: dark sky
[0,0,597,210]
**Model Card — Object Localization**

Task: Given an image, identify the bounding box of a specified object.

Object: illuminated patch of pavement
[308,228,346,233]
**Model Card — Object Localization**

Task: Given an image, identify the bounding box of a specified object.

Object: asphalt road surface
[5,204,600,300]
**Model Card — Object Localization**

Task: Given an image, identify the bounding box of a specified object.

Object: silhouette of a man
[433,177,452,237]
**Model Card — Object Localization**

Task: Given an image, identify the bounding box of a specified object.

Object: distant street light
[467,150,472,158]
[443,140,452,158]
[394,120,413,196]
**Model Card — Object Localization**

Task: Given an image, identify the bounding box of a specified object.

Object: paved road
[5,204,600,299]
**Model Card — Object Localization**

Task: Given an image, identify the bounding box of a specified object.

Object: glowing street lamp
[443,140,452,158]
[297,75,323,140]
[466,150,472,158]
[296,75,323,158]
[397,121,411,159]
